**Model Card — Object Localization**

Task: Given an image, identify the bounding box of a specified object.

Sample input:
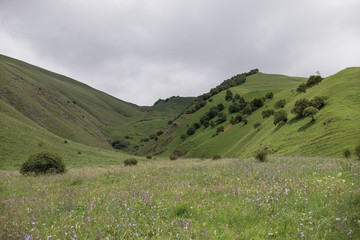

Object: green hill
[0,54,194,168]
[153,68,360,158]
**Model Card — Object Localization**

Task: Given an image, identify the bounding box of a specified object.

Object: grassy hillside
[0,54,194,168]
[154,68,360,158]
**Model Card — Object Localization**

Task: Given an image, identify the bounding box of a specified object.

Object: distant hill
[153,68,360,158]
[0,54,194,168]
[1,54,359,169]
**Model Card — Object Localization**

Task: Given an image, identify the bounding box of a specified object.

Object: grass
[155,68,360,159]
[0,54,194,160]
[1,157,359,239]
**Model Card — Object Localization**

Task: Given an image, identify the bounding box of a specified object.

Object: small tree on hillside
[273,110,288,125]
[303,106,318,121]
[291,99,310,117]
[225,90,233,101]
[274,99,286,109]
[296,83,307,93]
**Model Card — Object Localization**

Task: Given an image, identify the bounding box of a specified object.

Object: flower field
[1,157,359,239]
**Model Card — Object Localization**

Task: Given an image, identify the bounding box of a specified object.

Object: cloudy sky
[1,0,359,106]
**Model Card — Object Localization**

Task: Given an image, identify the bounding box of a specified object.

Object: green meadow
[1,157,359,239]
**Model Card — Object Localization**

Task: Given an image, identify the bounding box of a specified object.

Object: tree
[296,83,307,93]
[306,75,323,87]
[112,140,130,149]
[243,103,253,115]
[229,103,241,114]
[216,126,224,133]
[253,122,262,129]
[274,99,286,109]
[262,109,274,119]
[251,98,264,110]
[273,110,288,125]
[264,92,273,100]
[234,93,240,100]
[225,90,233,101]
[310,96,326,109]
[291,99,310,117]
[303,106,318,121]
[217,103,225,111]
[187,127,195,136]
[20,152,66,175]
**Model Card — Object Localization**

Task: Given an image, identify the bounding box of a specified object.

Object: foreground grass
[1,157,359,239]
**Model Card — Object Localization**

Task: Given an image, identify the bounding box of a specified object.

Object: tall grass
[1,157,359,239]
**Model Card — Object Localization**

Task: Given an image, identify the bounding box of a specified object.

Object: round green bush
[20,151,66,175]
[124,158,137,166]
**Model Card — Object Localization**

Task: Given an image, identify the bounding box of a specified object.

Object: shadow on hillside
[287,116,302,125]
[298,120,315,132]
[272,122,286,133]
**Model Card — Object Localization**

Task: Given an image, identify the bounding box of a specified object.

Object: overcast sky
[1,0,359,106]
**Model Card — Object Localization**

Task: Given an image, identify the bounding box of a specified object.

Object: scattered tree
[124,158,137,166]
[274,99,287,109]
[112,140,130,149]
[296,83,308,93]
[253,122,262,129]
[303,106,318,121]
[273,110,288,125]
[187,127,196,136]
[262,109,274,119]
[225,90,233,101]
[291,99,310,117]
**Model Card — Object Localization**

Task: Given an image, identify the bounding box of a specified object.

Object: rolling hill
[0,54,194,168]
[1,53,359,169]
[153,68,360,158]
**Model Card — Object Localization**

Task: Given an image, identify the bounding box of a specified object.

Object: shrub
[264,92,273,100]
[274,99,286,109]
[296,83,307,93]
[310,96,327,109]
[64,140,68,144]
[355,145,360,159]
[291,99,310,117]
[217,103,225,111]
[262,109,274,119]
[124,158,137,166]
[306,75,323,87]
[112,140,130,149]
[180,134,186,141]
[146,155,152,159]
[216,126,224,133]
[187,127,196,136]
[254,149,269,162]
[253,122,262,129]
[303,106,318,121]
[242,103,252,115]
[169,154,177,160]
[213,155,221,160]
[156,131,163,136]
[20,151,66,175]
[273,110,288,125]
[225,90,233,101]
[193,122,201,129]
[250,98,264,110]
[342,149,351,159]
[229,103,241,114]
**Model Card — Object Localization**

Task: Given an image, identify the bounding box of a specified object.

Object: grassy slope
[155,68,360,158]
[0,54,194,167]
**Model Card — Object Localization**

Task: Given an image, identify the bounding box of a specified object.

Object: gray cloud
[1,0,359,105]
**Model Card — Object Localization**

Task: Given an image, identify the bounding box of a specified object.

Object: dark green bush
[124,158,137,166]
[342,149,351,159]
[296,83,307,93]
[274,99,286,109]
[169,154,177,160]
[273,110,288,125]
[146,155,152,159]
[254,149,269,162]
[262,109,274,119]
[216,126,224,133]
[213,155,221,160]
[253,122,262,129]
[355,145,360,159]
[291,99,310,117]
[112,140,130,149]
[187,127,196,136]
[20,151,66,175]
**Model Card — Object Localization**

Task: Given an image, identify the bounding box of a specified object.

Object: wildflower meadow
[1,157,359,239]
